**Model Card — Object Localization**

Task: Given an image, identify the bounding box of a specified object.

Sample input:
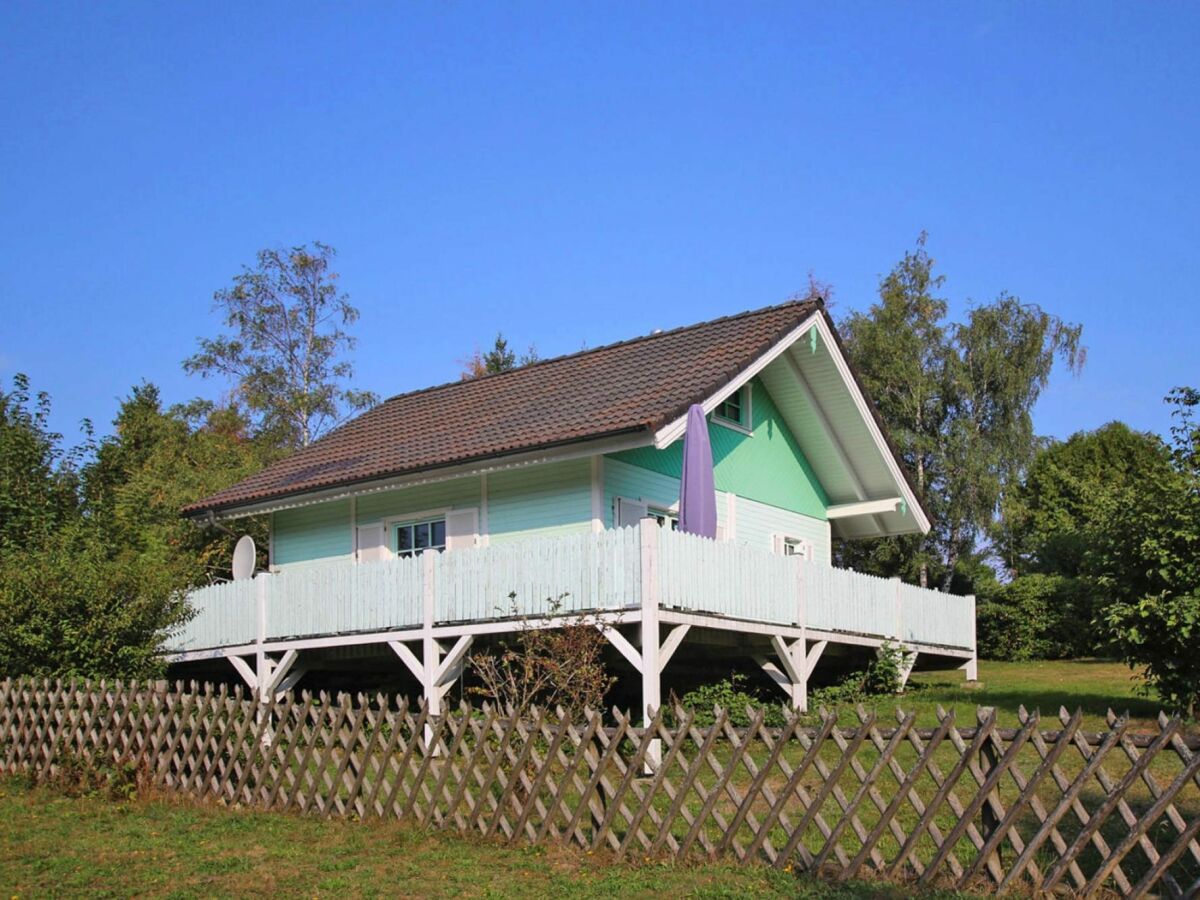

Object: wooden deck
[166,521,976,714]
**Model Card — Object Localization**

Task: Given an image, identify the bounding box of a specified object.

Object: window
[649,508,679,531]
[781,536,813,560]
[393,517,446,558]
[713,385,751,431]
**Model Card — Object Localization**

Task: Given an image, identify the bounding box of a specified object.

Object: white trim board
[810,314,930,534]
[653,314,821,449]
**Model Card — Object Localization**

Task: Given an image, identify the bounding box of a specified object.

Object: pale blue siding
[355,477,481,525]
[736,496,831,563]
[273,499,353,566]
[602,457,678,527]
[603,457,730,532]
[488,458,592,544]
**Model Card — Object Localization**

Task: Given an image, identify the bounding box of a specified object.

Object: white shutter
[356,524,388,563]
[445,508,479,551]
[772,533,785,555]
[614,497,649,528]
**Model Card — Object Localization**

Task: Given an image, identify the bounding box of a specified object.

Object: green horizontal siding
[272,499,353,566]
[607,378,828,519]
[487,458,592,544]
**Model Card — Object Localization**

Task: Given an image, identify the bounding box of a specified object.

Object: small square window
[713,385,750,430]
[782,537,813,560]
[649,508,679,531]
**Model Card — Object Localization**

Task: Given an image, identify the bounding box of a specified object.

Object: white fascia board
[201,431,654,522]
[826,497,903,520]
[652,314,822,450]
[810,315,931,534]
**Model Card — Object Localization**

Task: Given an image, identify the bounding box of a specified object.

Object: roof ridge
[378,296,823,407]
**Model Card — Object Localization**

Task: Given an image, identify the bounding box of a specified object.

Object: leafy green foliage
[1088,388,1200,715]
[0,374,86,551]
[0,376,276,680]
[0,521,190,678]
[976,574,1098,660]
[998,422,1174,578]
[80,384,275,586]
[1103,593,1200,718]
[184,242,377,449]
[674,672,789,728]
[836,234,1084,592]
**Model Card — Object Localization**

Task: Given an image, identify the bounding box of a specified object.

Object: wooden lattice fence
[2,677,1199,896]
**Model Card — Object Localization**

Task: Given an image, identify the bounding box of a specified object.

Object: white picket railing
[167,522,975,653]
[171,579,258,651]
[436,527,641,622]
[658,528,798,625]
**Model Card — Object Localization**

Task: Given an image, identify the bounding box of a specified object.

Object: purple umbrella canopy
[678,403,718,538]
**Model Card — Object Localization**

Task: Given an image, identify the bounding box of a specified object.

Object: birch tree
[837,235,1084,591]
[185,243,377,449]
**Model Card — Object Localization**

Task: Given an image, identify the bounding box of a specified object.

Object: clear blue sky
[2,2,1196,447]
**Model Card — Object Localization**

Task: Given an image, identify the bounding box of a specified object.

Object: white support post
[640,519,662,771]
[898,649,917,692]
[421,551,439,748]
[876,643,917,692]
[963,593,979,682]
[796,559,808,711]
[768,635,807,712]
[434,634,473,708]
[255,573,269,697]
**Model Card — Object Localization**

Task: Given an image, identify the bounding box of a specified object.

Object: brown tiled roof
[184,300,823,516]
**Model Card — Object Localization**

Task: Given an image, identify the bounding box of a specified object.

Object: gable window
[393,517,446,558]
[713,385,751,432]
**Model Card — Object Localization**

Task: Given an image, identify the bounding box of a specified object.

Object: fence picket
[3,678,1199,896]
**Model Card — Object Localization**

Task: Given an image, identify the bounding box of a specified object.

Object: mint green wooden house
[172,300,976,721]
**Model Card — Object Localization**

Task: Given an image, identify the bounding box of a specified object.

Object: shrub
[468,594,615,716]
[674,673,788,728]
[1103,592,1200,719]
[976,574,1099,660]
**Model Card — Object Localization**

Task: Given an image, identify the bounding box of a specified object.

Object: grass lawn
[0,782,973,899]
[839,658,1171,734]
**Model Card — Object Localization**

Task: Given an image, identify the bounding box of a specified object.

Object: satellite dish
[231,535,256,581]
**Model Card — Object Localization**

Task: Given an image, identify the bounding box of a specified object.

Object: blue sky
[2,3,1196,447]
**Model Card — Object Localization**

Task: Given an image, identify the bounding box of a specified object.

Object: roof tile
[184,300,821,515]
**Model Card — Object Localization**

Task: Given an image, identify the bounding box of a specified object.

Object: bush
[976,574,1099,660]
[674,673,788,728]
[0,522,190,679]
[1103,592,1200,719]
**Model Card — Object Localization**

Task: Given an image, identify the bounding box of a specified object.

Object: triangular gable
[652,310,929,538]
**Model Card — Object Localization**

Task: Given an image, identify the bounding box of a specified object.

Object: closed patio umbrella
[678,403,717,538]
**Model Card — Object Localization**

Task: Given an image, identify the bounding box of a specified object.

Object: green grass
[827,658,1174,734]
[0,782,974,899]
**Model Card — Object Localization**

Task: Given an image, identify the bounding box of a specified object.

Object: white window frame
[712,383,752,435]
[382,507,449,559]
[648,505,680,531]
[774,533,814,560]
